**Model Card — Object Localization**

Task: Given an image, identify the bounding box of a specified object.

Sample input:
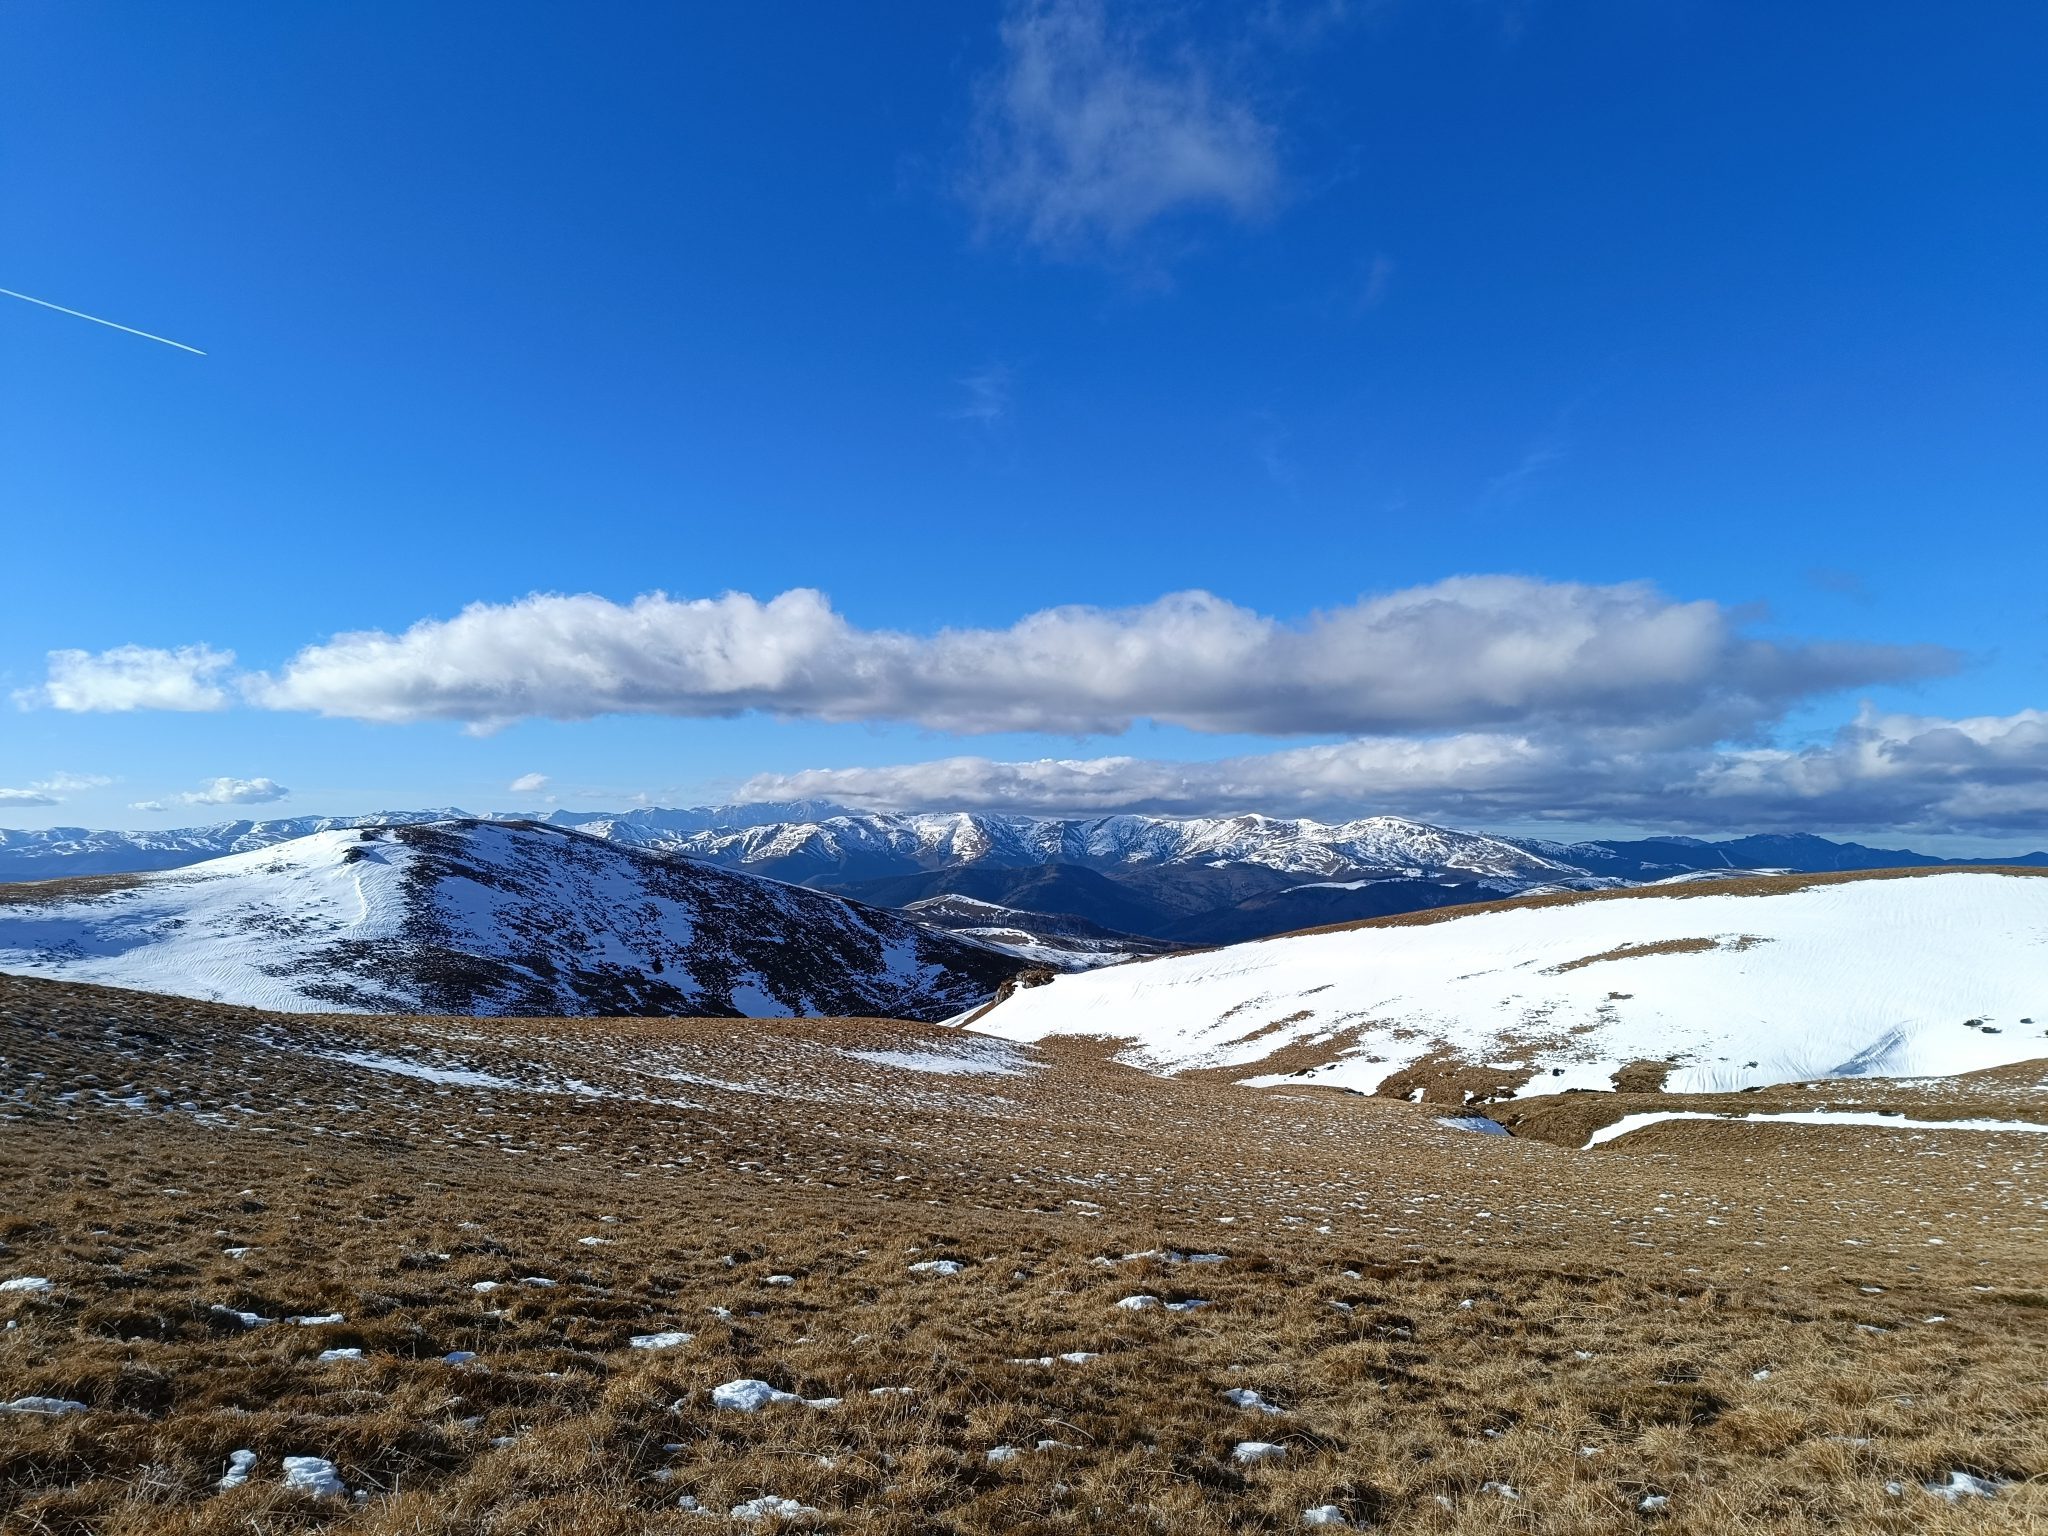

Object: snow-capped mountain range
[0,820,1023,1020]
[4,804,2042,948]
[600,809,1583,882]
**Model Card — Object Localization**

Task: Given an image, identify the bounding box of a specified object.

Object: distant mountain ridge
[3,805,2041,948]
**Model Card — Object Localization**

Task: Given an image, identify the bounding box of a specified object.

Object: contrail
[0,285,206,355]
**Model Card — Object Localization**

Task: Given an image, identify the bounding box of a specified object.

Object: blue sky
[2,1,2043,847]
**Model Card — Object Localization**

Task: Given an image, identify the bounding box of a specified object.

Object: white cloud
[507,772,550,794]
[965,0,1279,253]
[128,800,168,813]
[736,705,2048,838]
[177,777,290,807]
[19,644,234,712]
[0,772,112,808]
[240,578,1947,739]
[36,772,112,793]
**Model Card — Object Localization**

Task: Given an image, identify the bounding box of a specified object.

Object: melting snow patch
[442,1351,477,1364]
[711,1379,816,1412]
[1,1395,88,1415]
[1115,1294,1161,1310]
[1924,1472,2003,1501]
[282,1456,348,1498]
[211,1304,272,1328]
[630,1331,693,1350]
[289,1312,344,1325]
[217,1449,257,1489]
[1586,1110,2048,1149]
[1303,1508,1351,1527]
[1234,1441,1287,1465]
[987,1445,1020,1464]
[314,1049,528,1090]
[908,1259,964,1275]
[316,1348,363,1362]
[843,1046,1031,1077]
[1223,1387,1284,1414]
[731,1495,820,1523]
[0,1277,53,1293]
[1438,1116,1510,1136]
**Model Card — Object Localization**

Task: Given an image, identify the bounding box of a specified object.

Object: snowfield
[966,872,2048,1094]
[0,820,1021,1020]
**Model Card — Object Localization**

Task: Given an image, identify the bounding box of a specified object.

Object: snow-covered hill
[964,871,2048,1094]
[0,821,1022,1020]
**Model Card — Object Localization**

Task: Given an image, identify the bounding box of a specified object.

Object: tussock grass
[2,973,2044,1532]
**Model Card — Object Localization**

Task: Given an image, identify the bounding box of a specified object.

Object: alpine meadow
[3,4,2044,1533]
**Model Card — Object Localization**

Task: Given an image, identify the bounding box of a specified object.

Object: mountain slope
[0,820,1022,1020]
[964,868,2048,1095]
[898,893,1179,968]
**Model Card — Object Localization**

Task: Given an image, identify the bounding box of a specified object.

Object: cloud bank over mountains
[737,706,2048,836]
[16,576,2039,837]
[23,578,1949,738]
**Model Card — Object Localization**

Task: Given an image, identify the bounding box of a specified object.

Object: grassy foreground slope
[2,972,2045,1533]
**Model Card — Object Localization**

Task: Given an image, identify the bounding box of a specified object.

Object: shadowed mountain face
[0,820,1024,1021]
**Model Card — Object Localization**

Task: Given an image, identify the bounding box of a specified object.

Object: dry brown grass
[3,973,2045,1533]
[0,872,147,908]
[1545,939,1723,975]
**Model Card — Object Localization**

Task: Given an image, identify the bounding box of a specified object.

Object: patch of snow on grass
[281,1456,348,1498]
[1586,1110,2048,1149]
[730,1495,820,1523]
[843,1044,1033,1077]
[1,1395,89,1415]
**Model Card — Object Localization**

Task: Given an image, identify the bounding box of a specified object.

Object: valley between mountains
[2,812,2046,1532]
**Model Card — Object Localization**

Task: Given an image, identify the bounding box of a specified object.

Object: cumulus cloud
[736,705,2048,837]
[507,772,550,794]
[18,644,234,712]
[177,777,290,807]
[0,772,112,808]
[965,0,1279,253]
[237,578,1948,739]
